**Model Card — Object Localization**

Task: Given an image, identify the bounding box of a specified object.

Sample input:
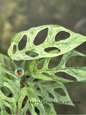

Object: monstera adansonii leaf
[0,62,20,115]
[0,25,86,115]
[8,25,86,60]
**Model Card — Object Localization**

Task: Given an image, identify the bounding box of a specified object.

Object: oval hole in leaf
[14,60,23,67]
[42,72,51,77]
[74,42,86,55]
[9,93,13,97]
[44,103,51,109]
[34,85,40,90]
[26,109,31,115]
[33,79,39,82]
[55,31,70,41]
[18,35,27,50]
[38,96,43,100]
[1,87,13,98]
[48,55,62,69]
[41,81,55,85]
[22,77,28,82]
[47,91,54,98]
[44,101,51,109]
[34,28,48,45]
[37,63,44,69]
[13,45,16,54]
[55,72,77,81]
[4,58,9,68]
[25,51,38,57]
[35,107,40,114]
[11,63,15,71]
[66,56,86,67]
[54,88,66,96]
[22,95,28,108]
[44,47,60,54]
[5,106,11,114]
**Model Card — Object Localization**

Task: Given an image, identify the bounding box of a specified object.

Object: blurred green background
[0,0,86,114]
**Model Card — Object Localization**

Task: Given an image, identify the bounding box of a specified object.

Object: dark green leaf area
[55,31,70,42]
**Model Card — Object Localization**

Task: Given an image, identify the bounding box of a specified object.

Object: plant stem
[9,58,12,71]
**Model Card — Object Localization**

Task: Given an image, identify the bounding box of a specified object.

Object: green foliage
[0,25,86,115]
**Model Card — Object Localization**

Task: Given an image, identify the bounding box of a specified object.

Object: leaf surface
[8,25,86,60]
[0,63,20,115]
[26,50,86,83]
[18,79,74,115]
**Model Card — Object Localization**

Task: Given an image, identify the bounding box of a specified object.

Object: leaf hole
[47,91,54,98]
[34,85,40,90]
[44,47,60,54]
[48,55,62,69]
[41,81,55,85]
[4,58,9,68]
[1,87,13,98]
[54,88,66,96]
[5,106,11,114]
[55,72,77,81]
[14,60,23,67]
[37,63,44,69]
[25,51,38,57]
[66,56,86,67]
[55,31,70,42]
[44,103,51,109]
[42,72,51,77]
[35,107,40,115]
[26,109,31,115]
[22,77,28,82]
[33,28,48,45]
[13,45,16,54]
[33,79,39,82]
[18,35,27,50]
[22,95,28,108]
[9,93,13,97]
[11,63,15,71]
[74,42,86,55]
[38,96,43,100]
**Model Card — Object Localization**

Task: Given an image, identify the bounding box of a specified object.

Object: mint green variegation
[27,50,86,83]
[8,25,86,60]
[18,80,73,115]
[0,63,20,115]
[0,25,86,115]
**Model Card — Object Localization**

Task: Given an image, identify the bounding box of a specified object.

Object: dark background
[0,0,86,114]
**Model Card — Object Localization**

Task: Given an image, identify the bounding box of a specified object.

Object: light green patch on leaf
[7,25,86,60]
[18,79,73,115]
[0,25,86,115]
[26,50,86,83]
[0,63,20,115]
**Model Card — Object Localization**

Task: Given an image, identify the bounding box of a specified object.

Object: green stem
[9,58,12,71]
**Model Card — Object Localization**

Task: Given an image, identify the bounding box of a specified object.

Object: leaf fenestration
[8,25,86,60]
